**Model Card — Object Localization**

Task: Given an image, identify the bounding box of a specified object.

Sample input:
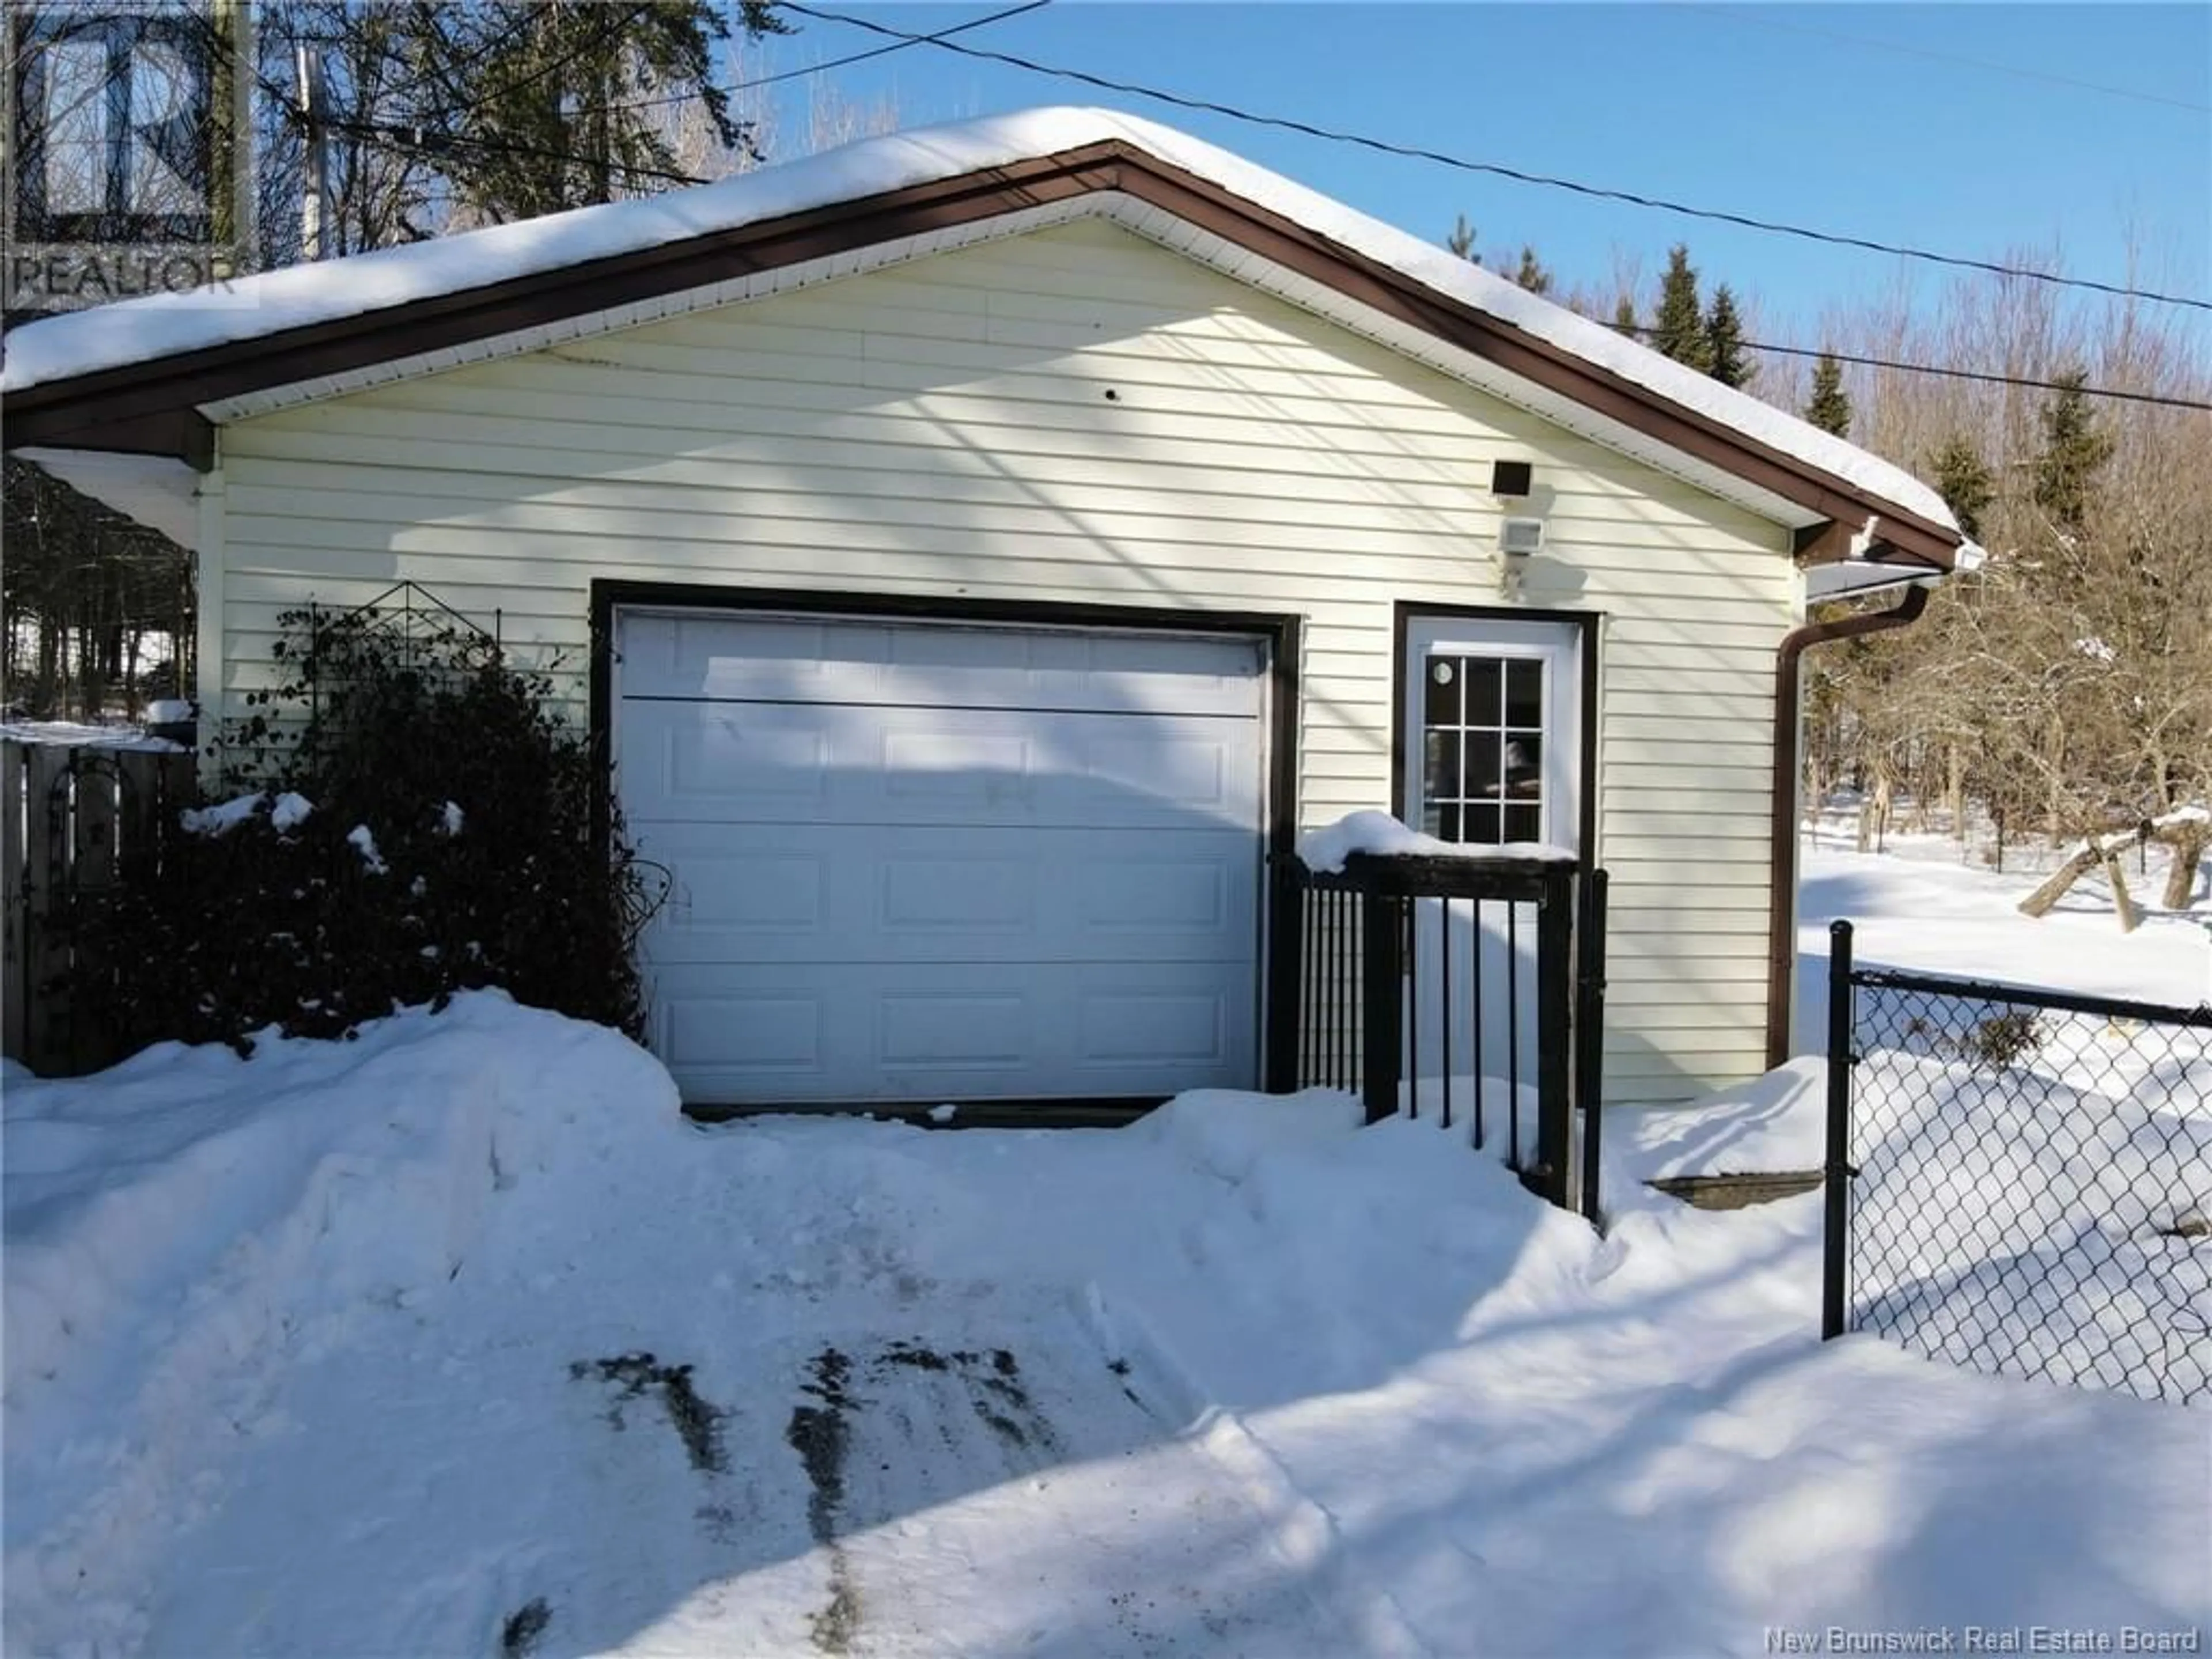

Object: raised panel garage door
[617,611,1268,1107]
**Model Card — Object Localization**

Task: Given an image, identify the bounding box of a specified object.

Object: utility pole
[209,0,256,278]
[294,37,330,259]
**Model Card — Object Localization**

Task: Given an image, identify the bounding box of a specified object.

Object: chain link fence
[1823,921,2212,1406]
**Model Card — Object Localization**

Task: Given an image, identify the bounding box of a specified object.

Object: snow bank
[1297,808,1572,873]
[0,108,1960,533]
[5,995,677,1411]
[3,995,680,1651]
[4,993,2202,1656]
[1131,1085,1363,1184]
[1608,1055,1830,1183]
[1844,1038,2211,1405]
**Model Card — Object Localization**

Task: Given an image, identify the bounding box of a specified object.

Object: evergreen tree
[1703,283,1752,388]
[1611,296,1638,338]
[1446,214,1480,265]
[1927,434,1995,541]
[2031,370,2115,535]
[430,1,785,222]
[1650,244,1711,372]
[1512,245,1552,296]
[1804,351,1853,437]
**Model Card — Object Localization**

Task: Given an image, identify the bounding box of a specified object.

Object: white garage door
[617,610,1268,1107]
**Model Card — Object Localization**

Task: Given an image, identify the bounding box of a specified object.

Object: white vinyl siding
[217,217,1794,1101]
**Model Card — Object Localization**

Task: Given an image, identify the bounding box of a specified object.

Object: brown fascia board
[0,145,1131,460]
[1105,163,1960,570]
[0,139,1961,566]
[1790,517,1948,570]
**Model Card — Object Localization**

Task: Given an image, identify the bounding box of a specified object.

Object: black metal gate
[1285,850,1608,1221]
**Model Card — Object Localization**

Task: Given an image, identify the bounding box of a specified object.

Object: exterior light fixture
[1498,516,1544,594]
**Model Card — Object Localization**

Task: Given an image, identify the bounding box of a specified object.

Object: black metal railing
[1285,851,1608,1220]
[1823,919,2212,1405]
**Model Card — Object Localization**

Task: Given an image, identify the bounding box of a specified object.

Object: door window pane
[1461,803,1502,845]
[1424,657,1462,726]
[1424,729,1461,800]
[1505,658,1543,728]
[1467,658,1502,726]
[1464,731,1502,799]
[1503,734,1541,798]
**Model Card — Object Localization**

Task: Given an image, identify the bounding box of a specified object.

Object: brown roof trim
[1,139,1963,563]
[1,144,1132,460]
[1105,162,1960,567]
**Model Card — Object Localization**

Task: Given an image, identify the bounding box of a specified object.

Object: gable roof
[0,106,1971,567]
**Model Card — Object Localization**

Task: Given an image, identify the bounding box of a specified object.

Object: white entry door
[616,610,1268,1107]
[1399,615,1586,1129]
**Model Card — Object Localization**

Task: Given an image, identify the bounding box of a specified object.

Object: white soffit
[1803,560,1945,600]
[200,193,1824,535]
[16,446,200,545]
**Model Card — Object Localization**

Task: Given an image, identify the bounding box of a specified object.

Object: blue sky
[743,3,2212,359]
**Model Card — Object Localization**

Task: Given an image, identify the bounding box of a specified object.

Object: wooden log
[2162,820,2207,911]
[2103,851,2141,934]
[2018,840,2104,918]
[2017,821,2153,922]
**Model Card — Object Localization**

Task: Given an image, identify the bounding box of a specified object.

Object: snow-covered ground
[5,847,2209,1657]
[1602,832,2208,1188]
[1796,821,2210,1029]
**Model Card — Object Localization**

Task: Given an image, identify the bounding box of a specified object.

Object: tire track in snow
[786,1346,865,1655]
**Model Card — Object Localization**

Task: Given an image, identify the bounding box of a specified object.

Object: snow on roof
[0,106,1958,534]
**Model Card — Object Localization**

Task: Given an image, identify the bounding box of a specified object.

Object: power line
[317,112,2212,411]
[600,0,1051,115]
[320,3,1051,187]
[772,0,2212,316]
[329,3,1052,198]
[1612,325,2212,411]
[1682,3,2211,116]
